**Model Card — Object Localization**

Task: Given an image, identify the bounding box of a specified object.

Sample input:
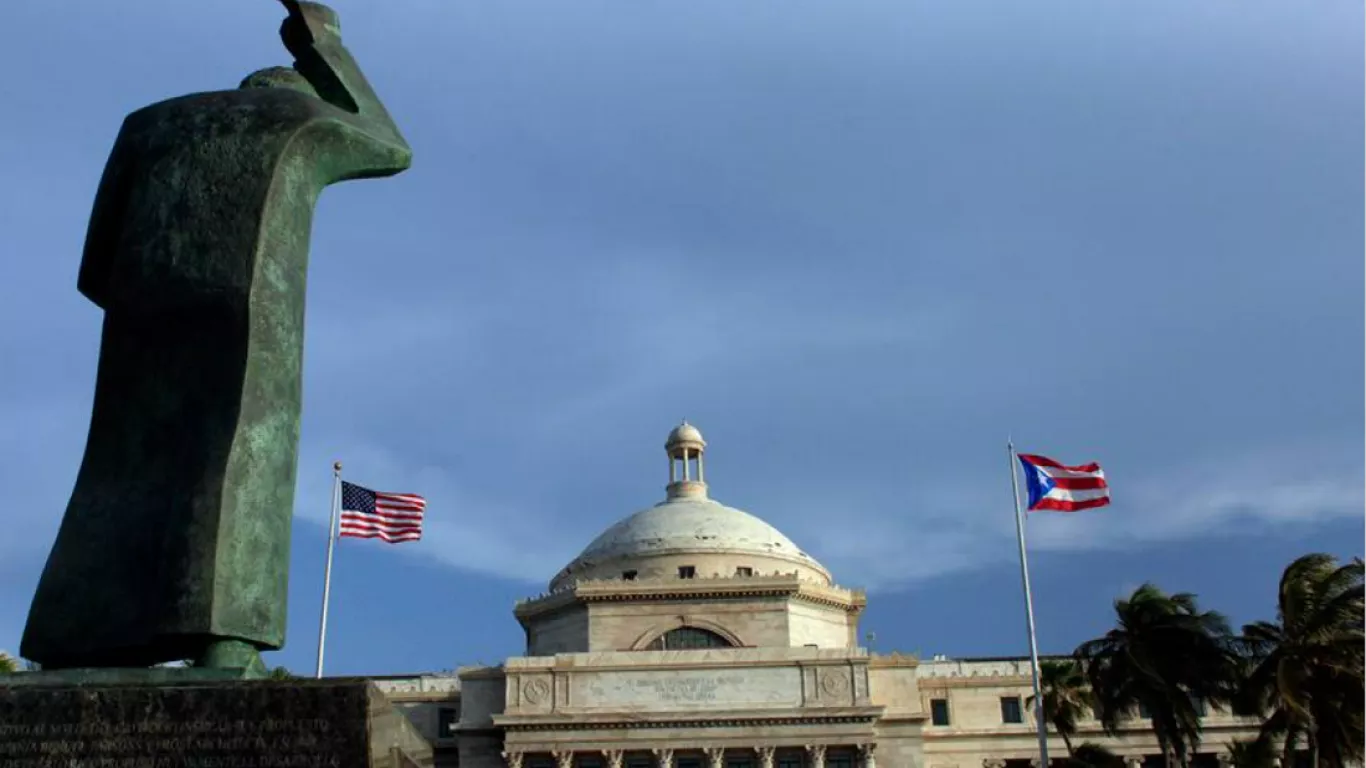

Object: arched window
[645,626,734,650]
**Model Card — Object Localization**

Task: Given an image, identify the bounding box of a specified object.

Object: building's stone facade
[371,425,1270,768]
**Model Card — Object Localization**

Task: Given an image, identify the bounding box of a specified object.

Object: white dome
[666,422,705,448]
[550,495,832,590]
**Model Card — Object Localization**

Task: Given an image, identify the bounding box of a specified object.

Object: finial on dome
[665,421,707,499]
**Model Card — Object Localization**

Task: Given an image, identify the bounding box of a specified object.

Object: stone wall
[528,605,590,655]
[458,668,508,729]
[498,647,874,716]
[915,657,1267,766]
[586,595,791,650]
[868,658,921,717]
[786,601,854,648]
[571,551,830,586]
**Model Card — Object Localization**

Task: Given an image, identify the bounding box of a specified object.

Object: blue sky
[0,0,1360,675]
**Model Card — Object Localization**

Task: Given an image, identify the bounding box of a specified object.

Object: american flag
[339,481,427,543]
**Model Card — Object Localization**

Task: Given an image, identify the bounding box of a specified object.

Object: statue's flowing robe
[22,87,408,667]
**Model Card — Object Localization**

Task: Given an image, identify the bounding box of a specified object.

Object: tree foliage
[1075,583,1241,768]
[1239,554,1364,768]
[1029,658,1092,756]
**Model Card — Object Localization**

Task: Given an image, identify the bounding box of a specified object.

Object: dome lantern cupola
[665,420,707,500]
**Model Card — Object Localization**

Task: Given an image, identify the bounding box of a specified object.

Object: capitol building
[371,424,1260,768]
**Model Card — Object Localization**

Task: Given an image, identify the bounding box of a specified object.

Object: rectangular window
[437,707,458,738]
[678,565,696,578]
[931,697,951,726]
[735,566,753,577]
[727,758,753,768]
[622,570,637,580]
[627,758,652,768]
[826,753,854,768]
[776,754,802,768]
[1138,701,1152,719]
[1001,696,1023,724]
[1193,697,1208,717]
[579,759,602,768]
[677,759,701,768]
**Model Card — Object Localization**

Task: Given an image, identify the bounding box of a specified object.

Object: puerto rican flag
[1017,453,1111,512]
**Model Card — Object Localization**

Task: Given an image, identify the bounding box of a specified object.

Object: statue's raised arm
[279,0,411,175]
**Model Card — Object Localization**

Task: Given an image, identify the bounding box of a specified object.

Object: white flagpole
[315,461,343,679]
[1009,441,1050,767]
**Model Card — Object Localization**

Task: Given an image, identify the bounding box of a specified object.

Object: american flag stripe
[337,528,423,543]
[339,481,427,544]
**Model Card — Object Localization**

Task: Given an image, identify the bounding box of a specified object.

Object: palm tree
[1225,738,1275,768]
[1028,659,1091,756]
[0,652,19,674]
[1075,583,1241,768]
[1240,554,1364,768]
[1069,743,1125,768]
[267,666,296,680]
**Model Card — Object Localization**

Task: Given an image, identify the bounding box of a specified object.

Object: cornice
[495,706,885,732]
[515,575,866,624]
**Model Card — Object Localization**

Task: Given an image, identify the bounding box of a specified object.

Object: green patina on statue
[21,0,411,675]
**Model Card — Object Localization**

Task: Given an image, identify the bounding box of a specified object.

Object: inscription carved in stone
[576,667,798,710]
[0,718,336,768]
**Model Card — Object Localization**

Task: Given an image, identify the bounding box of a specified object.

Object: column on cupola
[1124,757,1144,768]
[554,752,575,768]
[705,748,726,768]
[603,751,625,768]
[653,749,675,768]
[502,752,525,768]
[754,747,775,768]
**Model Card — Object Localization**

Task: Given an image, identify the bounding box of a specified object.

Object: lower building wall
[874,719,925,768]
[459,732,504,768]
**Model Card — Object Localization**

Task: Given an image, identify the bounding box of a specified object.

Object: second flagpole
[315,461,342,679]
[1009,441,1050,767]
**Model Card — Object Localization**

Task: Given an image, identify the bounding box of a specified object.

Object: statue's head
[239,66,317,96]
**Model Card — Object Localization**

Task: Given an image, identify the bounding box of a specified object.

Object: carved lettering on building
[0,718,340,768]
[575,666,799,709]
[630,673,746,703]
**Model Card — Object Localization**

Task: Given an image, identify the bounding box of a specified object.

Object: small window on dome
[622,570,637,580]
[735,566,753,577]
[678,565,696,579]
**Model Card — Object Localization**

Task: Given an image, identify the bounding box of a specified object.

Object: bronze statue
[21,0,411,675]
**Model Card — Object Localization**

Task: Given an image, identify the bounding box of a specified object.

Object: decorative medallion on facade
[522,678,551,705]
[820,669,850,697]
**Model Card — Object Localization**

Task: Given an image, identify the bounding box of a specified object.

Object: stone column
[806,745,827,768]
[755,747,775,768]
[503,752,525,768]
[705,748,726,768]
[982,760,1006,768]
[604,751,625,768]
[654,748,675,768]
[1124,758,1143,768]
[858,744,876,768]
[554,752,575,768]
[1217,755,1234,768]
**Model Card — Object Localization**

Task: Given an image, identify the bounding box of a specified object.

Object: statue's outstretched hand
[279,0,341,54]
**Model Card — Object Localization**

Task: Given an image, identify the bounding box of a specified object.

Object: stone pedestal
[0,675,432,768]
